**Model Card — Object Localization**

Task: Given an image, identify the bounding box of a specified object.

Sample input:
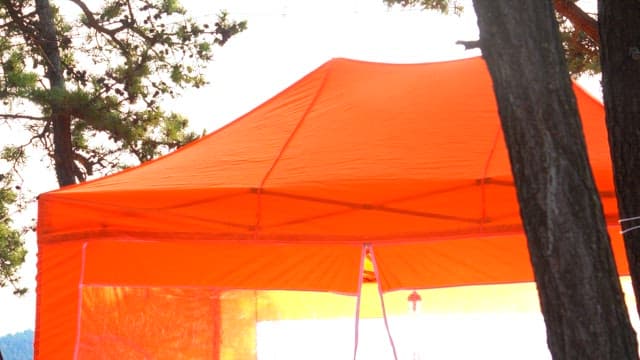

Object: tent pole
[352,244,366,360]
[72,242,88,360]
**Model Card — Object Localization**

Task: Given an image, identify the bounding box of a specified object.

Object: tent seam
[258,64,332,187]
[253,62,333,237]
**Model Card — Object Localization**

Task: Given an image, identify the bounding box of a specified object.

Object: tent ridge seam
[253,63,333,235]
[257,64,333,188]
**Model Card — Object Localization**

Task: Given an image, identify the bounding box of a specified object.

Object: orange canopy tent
[35,57,626,359]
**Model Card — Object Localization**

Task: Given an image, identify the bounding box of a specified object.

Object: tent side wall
[35,241,85,359]
[372,227,629,292]
[34,236,364,358]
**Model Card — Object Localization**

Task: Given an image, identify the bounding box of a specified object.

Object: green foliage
[0,329,34,360]
[100,2,124,20]
[0,167,27,296]
[2,53,37,89]
[383,0,464,15]
[1,51,38,101]
[0,0,246,182]
[1,147,26,167]
[161,0,185,15]
[557,16,600,76]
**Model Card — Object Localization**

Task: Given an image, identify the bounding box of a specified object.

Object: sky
[0,0,622,357]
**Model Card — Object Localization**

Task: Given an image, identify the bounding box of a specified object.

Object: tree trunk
[598,0,640,318]
[35,0,76,187]
[472,1,638,359]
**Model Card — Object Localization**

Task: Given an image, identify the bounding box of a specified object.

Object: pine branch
[0,113,47,121]
[553,0,599,43]
[0,10,36,30]
[456,39,480,50]
[68,0,129,54]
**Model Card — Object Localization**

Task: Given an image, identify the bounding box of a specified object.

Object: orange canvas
[35,57,625,359]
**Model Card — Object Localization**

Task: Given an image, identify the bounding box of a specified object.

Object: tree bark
[34,0,76,187]
[598,0,640,318]
[472,1,638,358]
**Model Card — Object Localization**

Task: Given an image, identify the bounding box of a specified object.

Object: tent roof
[37,56,624,291]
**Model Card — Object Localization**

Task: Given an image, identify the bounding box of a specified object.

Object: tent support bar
[254,66,332,238]
[261,189,480,224]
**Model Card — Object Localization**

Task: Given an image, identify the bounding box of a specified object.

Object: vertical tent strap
[353,244,366,360]
[73,242,88,360]
[367,245,399,360]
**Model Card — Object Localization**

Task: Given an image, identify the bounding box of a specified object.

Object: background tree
[1,0,246,186]
[472,0,637,358]
[384,0,599,75]
[0,174,26,296]
[0,0,245,293]
[553,0,599,75]
[0,329,33,360]
[598,0,640,318]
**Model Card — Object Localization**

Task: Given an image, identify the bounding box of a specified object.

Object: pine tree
[0,0,245,293]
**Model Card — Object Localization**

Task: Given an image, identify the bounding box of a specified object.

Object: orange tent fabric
[35,57,626,358]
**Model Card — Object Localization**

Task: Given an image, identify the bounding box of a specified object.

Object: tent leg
[353,245,366,360]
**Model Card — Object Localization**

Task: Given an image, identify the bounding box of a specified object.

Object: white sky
[0,1,613,356]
